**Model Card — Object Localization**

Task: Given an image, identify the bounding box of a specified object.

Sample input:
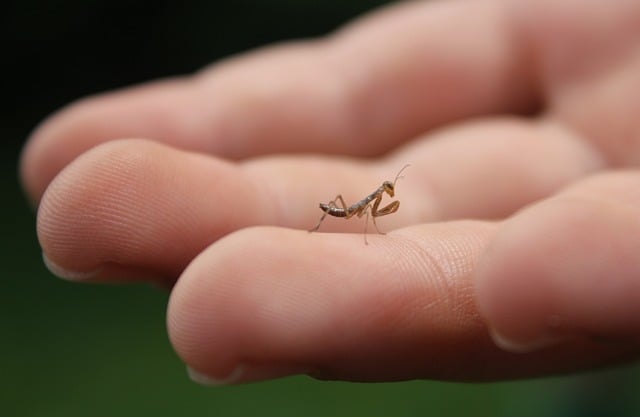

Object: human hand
[21,0,640,384]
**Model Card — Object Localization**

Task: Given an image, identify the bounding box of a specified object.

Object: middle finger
[38,117,602,284]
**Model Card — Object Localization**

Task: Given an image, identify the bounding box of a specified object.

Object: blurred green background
[3,1,640,416]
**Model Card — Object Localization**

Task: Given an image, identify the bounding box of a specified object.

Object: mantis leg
[368,197,400,235]
[373,200,400,217]
[371,210,384,235]
[363,209,370,245]
[309,212,328,233]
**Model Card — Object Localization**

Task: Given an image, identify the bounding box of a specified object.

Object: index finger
[21,0,537,201]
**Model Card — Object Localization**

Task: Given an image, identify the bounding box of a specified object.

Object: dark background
[3,1,640,415]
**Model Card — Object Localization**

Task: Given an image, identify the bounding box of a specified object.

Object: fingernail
[488,325,572,354]
[187,363,310,386]
[187,366,245,386]
[42,252,99,281]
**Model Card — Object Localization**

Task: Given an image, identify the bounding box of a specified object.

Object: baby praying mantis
[309,164,410,244]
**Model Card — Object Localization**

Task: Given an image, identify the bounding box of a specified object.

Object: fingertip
[20,110,69,204]
[35,138,253,281]
[21,95,126,203]
[20,79,206,203]
[476,196,640,353]
[167,226,349,379]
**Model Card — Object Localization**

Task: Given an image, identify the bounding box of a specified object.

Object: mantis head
[382,164,411,197]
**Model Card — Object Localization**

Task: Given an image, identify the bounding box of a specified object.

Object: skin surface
[22,0,640,384]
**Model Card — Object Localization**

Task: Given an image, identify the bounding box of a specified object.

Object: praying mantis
[309,164,410,244]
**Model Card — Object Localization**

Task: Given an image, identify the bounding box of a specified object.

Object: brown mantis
[309,164,410,244]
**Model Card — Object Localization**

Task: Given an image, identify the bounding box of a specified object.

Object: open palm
[22,0,640,384]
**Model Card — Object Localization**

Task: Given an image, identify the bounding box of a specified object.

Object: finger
[386,117,603,220]
[248,117,604,229]
[168,223,638,385]
[40,138,452,284]
[36,139,264,283]
[22,0,539,201]
[513,0,640,165]
[37,139,405,283]
[476,170,640,353]
[37,121,601,284]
